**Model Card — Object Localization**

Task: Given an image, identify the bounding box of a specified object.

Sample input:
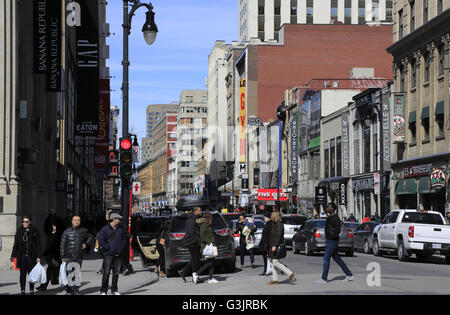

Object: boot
[159,270,166,277]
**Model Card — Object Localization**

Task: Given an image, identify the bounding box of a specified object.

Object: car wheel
[372,237,382,257]
[397,238,409,262]
[293,241,300,254]
[445,256,450,265]
[345,250,354,257]
[364,240,372,254]
[305,241,312,256]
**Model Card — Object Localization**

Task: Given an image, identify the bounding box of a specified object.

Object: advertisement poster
[393,95,405,143]
[239,79,246,163]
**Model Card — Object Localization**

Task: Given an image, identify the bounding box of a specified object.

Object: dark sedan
[353,221,380,254]
[292,219,354,256]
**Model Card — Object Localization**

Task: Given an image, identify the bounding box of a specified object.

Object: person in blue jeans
[315,203,353,283]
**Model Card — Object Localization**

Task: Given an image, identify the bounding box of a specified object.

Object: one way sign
[132,181,141,195]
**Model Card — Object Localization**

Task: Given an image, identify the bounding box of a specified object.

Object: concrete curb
[122,273,159,294]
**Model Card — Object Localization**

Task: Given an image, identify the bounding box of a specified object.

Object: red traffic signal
[120,138,132,150]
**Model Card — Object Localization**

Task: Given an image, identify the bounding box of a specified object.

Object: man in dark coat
[44,209,64,239]
[97,213,127,295]
[60,215,94,295]
[315,203,353,284]
[10,216,42,295]
[178,207,202,283]
[258,212,273,276]
[37,222,62,291]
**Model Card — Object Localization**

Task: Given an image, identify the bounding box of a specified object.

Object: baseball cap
[110,213,123,220]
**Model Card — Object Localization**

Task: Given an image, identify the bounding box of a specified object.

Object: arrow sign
[132,181,141,195]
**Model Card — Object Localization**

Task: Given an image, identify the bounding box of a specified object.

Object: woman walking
[234,214,256,269]
[267,212,296,286]
[37,223,62,291]
[10,216,42,295]
[196,213,219,284]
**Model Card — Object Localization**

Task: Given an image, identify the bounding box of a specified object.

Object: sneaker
[343,275,354,282]
[252,264,256,269]
[112,291,121,295]
[289,272,297,285]
[241,264,245,270]
[192,273,199,284]
[159,270,166,277]
[315,279,327,284]
[178,270,186,282]
[100,292,107,295]
[29,291,35,295]
[208,278,219,284]
[36,285,47,291]
[267,280,279,285]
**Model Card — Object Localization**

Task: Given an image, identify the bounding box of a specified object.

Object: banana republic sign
[33,0,61,92]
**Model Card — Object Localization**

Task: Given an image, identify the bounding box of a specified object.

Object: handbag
[275,242,287,259]
[59,262,68,286]
[28,262,46,284]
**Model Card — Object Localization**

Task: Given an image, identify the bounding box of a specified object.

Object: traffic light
[120,137,133,180]
[106,150,119,178]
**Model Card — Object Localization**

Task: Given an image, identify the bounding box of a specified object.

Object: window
[423,0,428,24]
[186,96,193,103]
[436,102,445,139]
[345,0,352,24]
[291,0,297,16]
[330,139,335,178]
[400,65,405,91]
[411,59,416,89]
[363,125,371,173]
[258,4,264,15]
[373,123,378,171]
[358,0,365,24]
[422,111,430,142]
[274,0,281,15]
[409,111,417,145]
[354,124,360,174]
[336,137,342,177]
[398,9,403,39]
[410,1,415,33]
[386,0,393,21]
[324,141,329,178]
[438,45,445,76]
[424,52,430,83]
[331,0,338,20]
[307,0,313,23]
[438,0,443,15]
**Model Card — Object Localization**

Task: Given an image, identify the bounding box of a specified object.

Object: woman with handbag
[196,213,219,284]
[267,211,296,286]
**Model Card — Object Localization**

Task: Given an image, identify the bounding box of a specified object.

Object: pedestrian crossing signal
[106,150,119,178]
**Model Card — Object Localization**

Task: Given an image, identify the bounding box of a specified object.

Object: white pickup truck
[372,209,450,263]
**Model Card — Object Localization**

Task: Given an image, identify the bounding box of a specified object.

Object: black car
[131,216,168,268]
[164,211,236,276]
[344,222,360,233]
[353,221,380,254]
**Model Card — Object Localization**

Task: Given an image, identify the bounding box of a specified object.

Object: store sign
[353,178,374,192]
[430,168,446,190]
[393,95,405,143]
[339,183,347,206]
[374,173,380,195]
[315,186,327,205]
[341,112,350,177]
[239,79,247,163]
[403,164,432,178]
[257,189,288,201]
[290,110,299,182]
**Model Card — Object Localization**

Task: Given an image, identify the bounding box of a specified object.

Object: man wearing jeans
[97,213,127,295]
[315,203,353,283]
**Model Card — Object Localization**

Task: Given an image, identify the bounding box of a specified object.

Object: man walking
[97,213,127,295]
[60,215,94,295]
[258,212,273,276]
[178,206,202,284]
[315,203,353,284]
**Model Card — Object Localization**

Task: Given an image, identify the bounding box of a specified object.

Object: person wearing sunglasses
[10,216,42,295]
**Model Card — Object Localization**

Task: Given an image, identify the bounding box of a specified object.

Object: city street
[130,249,450,295]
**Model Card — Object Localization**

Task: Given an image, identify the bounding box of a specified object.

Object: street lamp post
[276,101,287,212]
[121,0,158,271]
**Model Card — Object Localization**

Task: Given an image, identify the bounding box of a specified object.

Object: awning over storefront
[395,178,417,195]
[418,176,438,194]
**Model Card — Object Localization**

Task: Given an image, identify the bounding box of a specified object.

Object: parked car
[282,214,308,246]
[292,219,354,256]
[231,219,265,254]
[353,221,380,254]
[164,211,236,276]
[222,213,245,228]
[372,209,450,263]
[131,216,168,268]
[344,222,360,233]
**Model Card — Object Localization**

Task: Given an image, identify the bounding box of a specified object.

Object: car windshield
[222,214,242,226]
[401,212,444,225]
[312,220,326,229]
[170,213,228,233]
[136,219,164,234]
[344,223,359,231]
[282,216,307,225]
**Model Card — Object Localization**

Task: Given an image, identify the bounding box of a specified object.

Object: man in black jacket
[60,215,94,295]
[315,203,353,284]
[178,207,202,284]
[258,212,273,276]
[97,213,127,295]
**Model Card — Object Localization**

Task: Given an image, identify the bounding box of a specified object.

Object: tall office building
[238,0,393,43]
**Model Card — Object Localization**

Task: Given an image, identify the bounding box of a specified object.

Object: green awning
[418,176,438,194]
[408,111,416,123]
[309,137,320,149]
[421,106,430,120]
[435,101,445,115]
[395,178,417,195]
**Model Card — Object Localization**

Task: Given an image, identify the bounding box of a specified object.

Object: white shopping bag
[27,262,45,284]
[266,261,272,275]
[203,244,214,257]
[59,262,68,286]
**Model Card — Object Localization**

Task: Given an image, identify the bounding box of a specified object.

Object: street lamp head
[142,10,158,45]
[276,101,287,122]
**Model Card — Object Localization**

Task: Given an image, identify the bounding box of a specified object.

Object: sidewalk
[0,256,159,295]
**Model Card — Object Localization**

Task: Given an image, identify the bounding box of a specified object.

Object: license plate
[432,244,442,249]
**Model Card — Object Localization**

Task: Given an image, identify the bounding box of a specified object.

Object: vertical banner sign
[339,183,347,206]
[239,79,247,163]
[33,0,48,73]
[46,0,61,92]
[393,95,405,143]
[381,95,391,171]
[341,112,350,177]
[309,92,321,149]
[94,79,111,173]
[75,0,99,137]
[290,110,298,182]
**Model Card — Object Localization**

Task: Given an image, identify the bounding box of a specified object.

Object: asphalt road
[128,248,450,295]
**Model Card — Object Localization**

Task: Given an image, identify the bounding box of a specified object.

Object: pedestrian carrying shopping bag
[59,262,68,286]
[203,243,215,257]
[27,262,46,284]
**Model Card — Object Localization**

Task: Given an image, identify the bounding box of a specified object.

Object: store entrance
[421,190,446,215]
[397,194,417,210]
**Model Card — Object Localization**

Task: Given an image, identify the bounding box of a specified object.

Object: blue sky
[107,1,238,142]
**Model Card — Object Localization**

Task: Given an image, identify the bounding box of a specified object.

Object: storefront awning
[435,101,445,115]
[395,178,417,195]
[418,176,438,194]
